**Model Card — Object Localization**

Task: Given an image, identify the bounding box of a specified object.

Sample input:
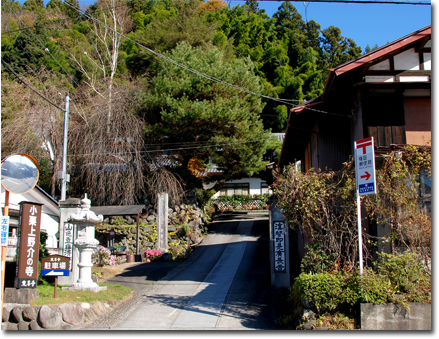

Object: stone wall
[2,301,121,330]
[95,203,205,255]
[360,303,431,330]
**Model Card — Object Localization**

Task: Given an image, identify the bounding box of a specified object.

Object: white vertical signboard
[354,137,377,275]
[355,137,377,196]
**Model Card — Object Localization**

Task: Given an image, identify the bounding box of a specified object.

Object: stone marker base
[62,283,107,293]
[4,288,39,304]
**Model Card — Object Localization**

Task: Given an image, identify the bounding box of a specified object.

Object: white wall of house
[1,186,60,259]
[209,177,271,198]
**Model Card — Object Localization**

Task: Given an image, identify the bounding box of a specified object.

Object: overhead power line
[254,0,430,4]
[63,1,302,107]
[1,58,65,112]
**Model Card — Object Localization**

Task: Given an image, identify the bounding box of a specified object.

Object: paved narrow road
[86,213,284,330]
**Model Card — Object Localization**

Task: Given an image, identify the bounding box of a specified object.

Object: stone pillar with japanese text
[14,202,43,289]
[269,202,290,288]
[156,193,168,253]
[58,198,81,286]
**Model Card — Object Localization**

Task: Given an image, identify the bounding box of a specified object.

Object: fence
[211,195,270,210]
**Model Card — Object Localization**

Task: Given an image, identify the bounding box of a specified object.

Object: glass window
[261,182,269,195]
[220,183,250,196]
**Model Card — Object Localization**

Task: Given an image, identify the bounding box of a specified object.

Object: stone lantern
[64,194,106,292]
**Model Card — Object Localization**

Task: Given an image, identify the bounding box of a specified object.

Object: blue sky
[36,0,431,52]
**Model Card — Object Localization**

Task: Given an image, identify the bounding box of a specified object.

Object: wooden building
[279,25,431,173]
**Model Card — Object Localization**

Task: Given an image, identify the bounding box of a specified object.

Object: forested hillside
[1,0,363,205]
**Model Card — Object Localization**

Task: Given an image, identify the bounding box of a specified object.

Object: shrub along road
[84,212,286,330]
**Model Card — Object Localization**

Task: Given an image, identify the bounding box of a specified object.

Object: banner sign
[15,202,42,289]
[355,137,377,196]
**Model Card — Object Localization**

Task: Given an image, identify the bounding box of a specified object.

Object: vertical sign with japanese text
[62,223,74,270]
[273,221,286,272]
[355,137,377,196]
[15,202,42,289]
[1,216,9,247]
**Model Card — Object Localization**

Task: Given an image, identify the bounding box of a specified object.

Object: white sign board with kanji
[355,137,377,196]
[1,216,9,247]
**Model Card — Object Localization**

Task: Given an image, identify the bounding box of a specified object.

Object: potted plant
[127,250,135,263]
[220,206,225,212]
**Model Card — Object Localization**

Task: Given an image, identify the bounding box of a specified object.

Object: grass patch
[31,283,133,307]
[91,265,128,282]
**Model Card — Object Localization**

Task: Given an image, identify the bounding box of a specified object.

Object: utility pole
[59,95,70,201]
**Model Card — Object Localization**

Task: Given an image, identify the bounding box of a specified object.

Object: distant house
[279,25,431,174]
[203,133,284,198]
[1,185,60,260]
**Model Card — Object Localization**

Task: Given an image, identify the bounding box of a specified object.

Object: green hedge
[212,194,270,210]
[292,252,431,314]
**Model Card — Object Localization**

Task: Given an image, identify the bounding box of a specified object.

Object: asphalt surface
[83,211,287,331]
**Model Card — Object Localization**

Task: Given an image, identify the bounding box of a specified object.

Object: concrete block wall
[361,303,431,330]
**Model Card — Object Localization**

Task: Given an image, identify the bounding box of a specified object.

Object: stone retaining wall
[2,300,121,330]
[360,303,431,330]
[95,203,205,255]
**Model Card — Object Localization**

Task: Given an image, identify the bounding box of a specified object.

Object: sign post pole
[356,190,363,275]
[354,137,377,276]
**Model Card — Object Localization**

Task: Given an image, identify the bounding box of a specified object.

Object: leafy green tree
[140,42,271,189]
[46,0,81,19]
[365,43,379,54]
[319,25,362,71]
[245,0,259,14]
[22,0,44,12]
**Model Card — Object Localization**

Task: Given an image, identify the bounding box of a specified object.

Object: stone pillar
[58,198,80,286]
[62,194,106,292]
[156,192,168,253]
[269,202,290,288]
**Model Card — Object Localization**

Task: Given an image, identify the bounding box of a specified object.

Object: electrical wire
[67,137,273,158]
[63,1,302,107]
[1,58,66,112]
[252,0,430,4]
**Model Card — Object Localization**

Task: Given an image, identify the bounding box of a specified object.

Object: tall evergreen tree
[245,0,259,14]
[140,42,271,189]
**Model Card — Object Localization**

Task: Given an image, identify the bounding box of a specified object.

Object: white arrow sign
[45,271,60,276]
[355,137,377,196]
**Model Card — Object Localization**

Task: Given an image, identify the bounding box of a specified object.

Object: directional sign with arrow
[355,137,376,196]
[41,270,69,276]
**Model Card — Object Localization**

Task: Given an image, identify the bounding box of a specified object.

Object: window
[261,182,269,194]
[220,183,249,196]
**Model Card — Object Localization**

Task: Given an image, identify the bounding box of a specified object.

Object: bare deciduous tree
[67,79,147,206]
[68,0,132,134]
[1,67,67,197]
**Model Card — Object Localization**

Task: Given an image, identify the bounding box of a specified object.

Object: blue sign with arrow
[41,270,69,276]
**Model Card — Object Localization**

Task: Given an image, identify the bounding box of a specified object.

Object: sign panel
[273,221,286,272]
[41,255,70,276]
[1,216,9,247]
[355,137,377,196]
[15,202,42,289]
